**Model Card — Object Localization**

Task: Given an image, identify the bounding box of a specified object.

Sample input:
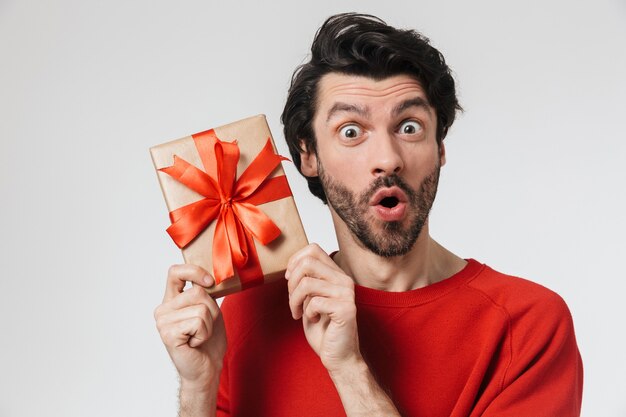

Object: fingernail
[284,269,290,280]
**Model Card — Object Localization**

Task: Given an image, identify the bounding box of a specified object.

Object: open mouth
[368,187,408,221]
[379,196,400,208]
[369,186,407,207]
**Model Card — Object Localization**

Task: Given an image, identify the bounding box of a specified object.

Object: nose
[370,133,404,177]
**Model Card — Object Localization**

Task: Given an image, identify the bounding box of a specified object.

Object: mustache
[359,174,416,205]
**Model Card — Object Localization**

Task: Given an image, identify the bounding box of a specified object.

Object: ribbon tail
[234,138,287,198]
[212,211,235,285]
[238,235,264,289]
[238,175,293,206]
[214,206,265,288]
[159,155,220,197]
[233,219,265,289]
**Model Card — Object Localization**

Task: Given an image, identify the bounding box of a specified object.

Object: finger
[287,257,352,295]
[287,243,340,273]
[302,296,321,324]
[156,303,213,329]
[191,282,221,318]
[157,285,220,319]
[289,276,352,319]
[286,243,342,279]
[304,296,356,323]
[164,264,214,302]
[160,316,211,349]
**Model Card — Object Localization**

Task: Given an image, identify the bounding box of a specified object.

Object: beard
[318,162,440,258]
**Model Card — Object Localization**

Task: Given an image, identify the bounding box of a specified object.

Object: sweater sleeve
[476,292,583,417]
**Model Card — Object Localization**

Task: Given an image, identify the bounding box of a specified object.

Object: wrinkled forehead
[315,73,434,120]
[318,73,427,99]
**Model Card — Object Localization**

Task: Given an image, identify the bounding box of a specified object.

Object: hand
[286,244,361,373]
[154,264,227,391]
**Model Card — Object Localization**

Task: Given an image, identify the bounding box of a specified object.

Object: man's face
[301,73,444,257]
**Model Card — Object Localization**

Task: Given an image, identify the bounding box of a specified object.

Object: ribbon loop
[232,202,281,245]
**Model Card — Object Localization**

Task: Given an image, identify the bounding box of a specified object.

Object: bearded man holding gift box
[154,13,583,417]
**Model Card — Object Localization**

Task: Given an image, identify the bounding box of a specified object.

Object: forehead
[315,73,430,110]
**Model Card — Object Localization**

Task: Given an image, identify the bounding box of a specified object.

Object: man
[154,13,583,417]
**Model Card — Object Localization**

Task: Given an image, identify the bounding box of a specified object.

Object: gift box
[150,114,308,298]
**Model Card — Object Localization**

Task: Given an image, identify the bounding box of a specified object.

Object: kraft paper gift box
[150,114,308,298]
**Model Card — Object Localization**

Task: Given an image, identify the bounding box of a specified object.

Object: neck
[331,214,466,292]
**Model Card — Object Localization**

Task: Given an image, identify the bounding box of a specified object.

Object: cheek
[400,145,441,183]
[320,146,366,176]
[319,152,369,192]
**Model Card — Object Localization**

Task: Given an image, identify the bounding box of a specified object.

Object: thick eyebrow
[326,102,370,123]
[325,97,432,123]
[392,97,432,117]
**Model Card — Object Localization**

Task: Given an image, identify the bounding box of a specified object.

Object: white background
[1,1,625,416]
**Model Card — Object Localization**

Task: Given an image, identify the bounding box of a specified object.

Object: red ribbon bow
[160,129,292,287]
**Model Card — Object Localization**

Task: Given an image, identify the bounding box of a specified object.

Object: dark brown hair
[281,13,462,203]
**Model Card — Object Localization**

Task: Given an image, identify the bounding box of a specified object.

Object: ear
[438,141,447,167]
[299,140,319,177]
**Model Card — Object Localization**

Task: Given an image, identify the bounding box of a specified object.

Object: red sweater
[216,259,583,416]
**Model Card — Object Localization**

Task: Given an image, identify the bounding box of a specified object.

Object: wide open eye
[339,124,363,140]
[398,120,422,135]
